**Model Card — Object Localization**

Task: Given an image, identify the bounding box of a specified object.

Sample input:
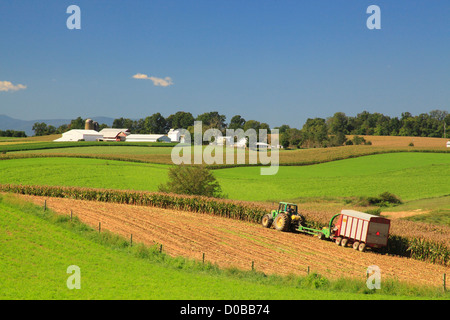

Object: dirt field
[15,194,449,288]
[349,135,449,148]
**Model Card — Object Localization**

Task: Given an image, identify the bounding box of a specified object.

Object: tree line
[0,129,27,138]
[32,109,449,148]
[279,109,449,149]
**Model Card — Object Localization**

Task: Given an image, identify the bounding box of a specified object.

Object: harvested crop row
[12,194,450,288]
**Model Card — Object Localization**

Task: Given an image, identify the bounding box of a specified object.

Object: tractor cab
[277,202,298,216]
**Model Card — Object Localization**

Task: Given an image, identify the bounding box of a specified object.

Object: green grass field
[1,153,448,203]
[0,157,169,191]
[215,152,450,202]
[0,195,444,300]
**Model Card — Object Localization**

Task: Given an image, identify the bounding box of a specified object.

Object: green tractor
[261,202,305,232]
[262,202,339,240]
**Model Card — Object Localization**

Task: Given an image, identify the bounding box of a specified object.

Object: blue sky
[0,0,449,128]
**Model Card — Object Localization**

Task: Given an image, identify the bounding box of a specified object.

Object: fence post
[251,261,254,271]
[44,200,46,211]
[444,273,447,292]
[159,244,163,253]
[307,266,310,275]
[70,210,73,221]
[202,253,205,264]
[98,222,101,233]
[130,234,133,247]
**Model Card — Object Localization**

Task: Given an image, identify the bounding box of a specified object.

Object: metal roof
[340,210,381,220]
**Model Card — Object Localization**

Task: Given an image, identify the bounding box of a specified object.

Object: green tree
[328,132,347,146]
[69,117,85,129]
[143,113,169,134]
[196,111,226,131]
[228,115,246,130]
[32,122,49,136]
[158,165,223,198]
[167,111,195,129]
[300,118,328,147]
[274,124,290,134]
[327,112,348,135]
[56,124,69,134]
[243,120,261,132]
[113,118,137,132]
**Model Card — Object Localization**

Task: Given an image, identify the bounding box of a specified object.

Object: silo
[85,119,94,130]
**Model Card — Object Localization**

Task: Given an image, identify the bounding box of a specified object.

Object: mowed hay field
[13,194,450,289]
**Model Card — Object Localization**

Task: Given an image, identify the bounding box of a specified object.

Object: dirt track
[16,194,449,287]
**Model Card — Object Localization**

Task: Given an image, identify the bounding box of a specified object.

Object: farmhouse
[54,129,103,142]
[125,134,172,143]
[99,128,130,141]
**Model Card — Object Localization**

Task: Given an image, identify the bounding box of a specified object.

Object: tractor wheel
[352,241,360,250]
[274,213,291,232]
[358,243,366,252]
[341,238,348,247]
[335,237,342,246]
[261,214,273,228]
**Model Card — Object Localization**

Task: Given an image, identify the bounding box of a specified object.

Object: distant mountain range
[0,115,115,136]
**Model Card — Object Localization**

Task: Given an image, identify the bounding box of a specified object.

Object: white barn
[54,129,103,142]
[126,134,172,143]
[168,129,182,142]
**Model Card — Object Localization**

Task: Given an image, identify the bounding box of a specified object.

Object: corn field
[0,183,268,223]
[0,183,448,266]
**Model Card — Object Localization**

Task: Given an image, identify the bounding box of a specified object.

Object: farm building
[168,129,182,142]
[215,136,233,146]
[447,140,450,148]
[210,136,247,148]
[254,142,271,149]
[54,129,103,142]
[99,128,130,141]
[125,134,172,143]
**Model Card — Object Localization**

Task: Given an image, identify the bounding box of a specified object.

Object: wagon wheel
[352,241,360,250]
[358,243,366,252]
[261,214,273,228]
[335,237,342,246]
[341,238,348,247]
[274,213,291,232]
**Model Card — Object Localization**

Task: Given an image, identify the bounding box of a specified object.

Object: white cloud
[0,81,27,92]
[132,73,174,87]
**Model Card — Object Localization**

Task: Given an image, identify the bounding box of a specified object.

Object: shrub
[378,192,402,205]
[158,165,223,198]
[358,192,402,207]
[352,135,366,145]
